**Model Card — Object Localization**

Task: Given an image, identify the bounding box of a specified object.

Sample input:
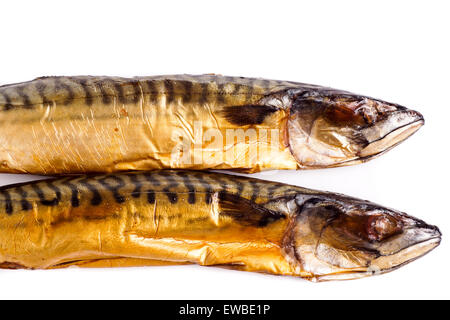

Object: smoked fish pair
[0,75,439,281]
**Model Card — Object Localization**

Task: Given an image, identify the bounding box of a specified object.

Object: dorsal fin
[218,191,285,227]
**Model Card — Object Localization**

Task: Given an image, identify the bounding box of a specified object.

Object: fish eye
[322,100,367,127]
[366,214,401,242]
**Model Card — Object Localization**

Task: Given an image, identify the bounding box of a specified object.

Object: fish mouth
[369,235,441,273]
[314,236,440,282]
[311,224,441,282]
[312,237,440,282]
[358,119,424,158]
[336,117,424,167]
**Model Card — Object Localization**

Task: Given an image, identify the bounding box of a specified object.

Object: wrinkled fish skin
[0,75,423,174]
[0,170,440,281]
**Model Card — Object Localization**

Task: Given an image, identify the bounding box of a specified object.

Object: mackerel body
[0,171,440,281]
[0,75,424,173]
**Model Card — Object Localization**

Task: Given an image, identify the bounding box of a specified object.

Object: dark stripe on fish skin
[146,189,155,204]
[35,80,51,105]
[142,172,161,204]
[114,83,126,104]
[232,83,242,97]
[175,171,196,204]
[221,104,278,126]
[0,190,13,215]
[31,182,61,206]
[127,174,142,198]
[15,187,33,211]
[245,82,255,103]
[125,174,154,203]
[98,175,126,204]
[15,86,32,108]
[217,83,226,104]
[199,82,209,104]
[145,80,158,103]
[233,178,244,197]
[142,172,161,187]
[210,174,244,197]
[204,174,228,193]
[1,92,13,110]
[55,78,76,106]
[158,173,178,204]
[61,180,80,207]
[192,173,213,204]
[182,80,192,103]
[249,180,259,203]
[267,183,284,199]
[79,178,102,206]
[164,80,175,104]
[47,182,62,204]
[76,79,94,106]
[98,82,112,105]
[131,81,141,104]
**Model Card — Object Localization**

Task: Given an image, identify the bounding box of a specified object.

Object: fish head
[289,193,440,281]
[287,89,424,168]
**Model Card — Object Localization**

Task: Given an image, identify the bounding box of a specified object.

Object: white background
[0,0,448,300]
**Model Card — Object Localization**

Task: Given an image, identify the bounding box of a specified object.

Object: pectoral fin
[217,192,285,227]
[221,104,278,125]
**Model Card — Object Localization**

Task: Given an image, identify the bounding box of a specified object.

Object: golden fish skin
[0,170,440,281]
[0,75,423,174]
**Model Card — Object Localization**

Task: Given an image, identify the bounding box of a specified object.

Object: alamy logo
[170,121,281,166]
